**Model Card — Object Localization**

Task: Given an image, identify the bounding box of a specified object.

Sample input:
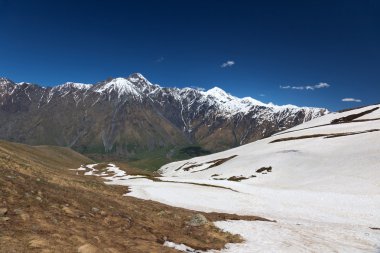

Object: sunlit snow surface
[75,105,380,252]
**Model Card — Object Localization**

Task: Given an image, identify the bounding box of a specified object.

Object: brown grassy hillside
[0,140,267,253]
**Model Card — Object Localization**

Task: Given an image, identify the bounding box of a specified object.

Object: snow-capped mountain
[0,74,327,157]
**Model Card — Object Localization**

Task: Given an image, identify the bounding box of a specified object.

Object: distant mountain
[0,74,327,159]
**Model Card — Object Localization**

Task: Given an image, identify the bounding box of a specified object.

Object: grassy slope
[0,140,267,253]
[128,147,211,171]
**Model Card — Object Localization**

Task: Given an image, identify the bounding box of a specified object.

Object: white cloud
[314,82,330,89]
[280,82,330,91]
[155,56,164,63]
[221,60,235,68]
[342,98,362,103]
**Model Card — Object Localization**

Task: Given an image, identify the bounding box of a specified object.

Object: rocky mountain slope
[0,74,327,159]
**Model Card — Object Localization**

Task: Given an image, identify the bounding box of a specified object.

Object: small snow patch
[163,241,201,252]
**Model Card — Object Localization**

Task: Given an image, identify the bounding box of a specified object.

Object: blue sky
[0,0,379,111]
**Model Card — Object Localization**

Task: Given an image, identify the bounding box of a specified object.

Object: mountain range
[0,73,327,160]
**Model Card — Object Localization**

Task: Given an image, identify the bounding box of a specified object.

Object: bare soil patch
[331,107,379,124]
[270,129,380,143]
[227,176,249,182]
[256,166,272,173]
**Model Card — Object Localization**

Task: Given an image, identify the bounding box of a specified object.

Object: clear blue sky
[0,0,379,111]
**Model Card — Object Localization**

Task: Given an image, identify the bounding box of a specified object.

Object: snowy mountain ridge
[0,73,326,118]
[0,73,327,155]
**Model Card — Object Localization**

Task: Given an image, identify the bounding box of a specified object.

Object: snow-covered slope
[159,104,380,194]
[87,104,380,252]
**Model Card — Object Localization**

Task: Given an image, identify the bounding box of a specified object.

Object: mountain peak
[94,77,142,98]
[203,86,268,112]
[128,73,146,80]
[127,73,155,88]
[0,77,14,85]
[61,82,92,90]
[206,87,230,97]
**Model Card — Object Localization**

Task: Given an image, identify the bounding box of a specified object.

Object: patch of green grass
[178,146,211,157]
[127,145,212,172]
[128,156,170,172]
[75,144,212,172]
[75,145,107,154]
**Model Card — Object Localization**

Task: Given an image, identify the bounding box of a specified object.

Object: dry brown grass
[177,155,238,173]
[227,176,249,182]
[0,140,268,253]
[331,107,379,124]
[270,134,327,143]
[270,129,380,143]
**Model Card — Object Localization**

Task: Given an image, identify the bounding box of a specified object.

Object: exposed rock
[91,207,100,213]
[1,217,10,221]
[77,243,101,253]
[62,206,74,216]
[188,213,208,227]
[104,248,120,253]
[256,166,272,173]
[20,213,30,221]
[13,208,30,221]
[29,238,48,248]
[227,176,249,181]
[0,207,8,216]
